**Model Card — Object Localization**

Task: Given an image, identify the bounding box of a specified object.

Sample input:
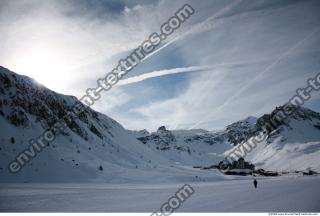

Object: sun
[11,45,70,92]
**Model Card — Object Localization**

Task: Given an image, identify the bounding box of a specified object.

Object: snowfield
[1,65,320,213]
[1,0,320,213]
[0,176,319,212]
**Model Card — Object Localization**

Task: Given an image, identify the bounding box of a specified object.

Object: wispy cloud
[1,0,320,131]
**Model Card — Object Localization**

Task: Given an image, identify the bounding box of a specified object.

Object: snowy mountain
[0,66,174,182]
[136,106,320,173]
[1,66,320,183]
[135,117,257,166]
[225,105,320,172]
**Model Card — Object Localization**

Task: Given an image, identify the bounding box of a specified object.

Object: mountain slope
[0,66,174,182]
[225,105,320,172]
[136,105,320,172]
[1,66,320,183]
[135,117,257,166]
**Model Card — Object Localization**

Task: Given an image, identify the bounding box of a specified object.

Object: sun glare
[11,45,70,92]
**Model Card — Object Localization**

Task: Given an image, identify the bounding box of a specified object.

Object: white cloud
[92,88,132,113]
[0,0,159,95]
[1,0,320,132]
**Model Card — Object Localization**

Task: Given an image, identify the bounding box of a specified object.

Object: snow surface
[226,114,320,172]
[0,176,319,212]
[1,66,320,183]
[1,0,320,212]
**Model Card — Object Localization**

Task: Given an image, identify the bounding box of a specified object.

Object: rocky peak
[255,103,320,133]
[157,126,167,133]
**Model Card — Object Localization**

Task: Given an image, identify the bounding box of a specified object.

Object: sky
[1,0,320,131]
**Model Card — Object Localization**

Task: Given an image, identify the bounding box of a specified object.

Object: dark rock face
[137,126,193,153]
[7,107,29,127]
[225,117,257,146]
[136,103,320,160]
[157,126,167,133]
[0,66,110,141]
[184,132,225,145]
[255,104,320,133]
[223,105,320,146]
[137,118,258,152]
[137,127,176,151]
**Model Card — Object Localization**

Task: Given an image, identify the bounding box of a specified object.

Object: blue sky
[1,0,320,131]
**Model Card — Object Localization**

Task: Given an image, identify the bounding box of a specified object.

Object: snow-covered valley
[1,176,319,212]
[1,65,320,212]
[1,0,320,213]
[1,65,320,182]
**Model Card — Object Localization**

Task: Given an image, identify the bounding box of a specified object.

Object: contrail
[117,66,213,86]
[141,0,243,63]
[65,1,243,75]
[65,0,243,84]
[117,57,271,86]
[189,27,320,129]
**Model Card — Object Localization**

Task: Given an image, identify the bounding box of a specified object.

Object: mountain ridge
[1,66,320,183]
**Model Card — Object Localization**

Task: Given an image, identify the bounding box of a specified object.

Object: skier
[253,179,258,188]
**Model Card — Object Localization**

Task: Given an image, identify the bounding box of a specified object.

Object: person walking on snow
[253,179,258,188]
